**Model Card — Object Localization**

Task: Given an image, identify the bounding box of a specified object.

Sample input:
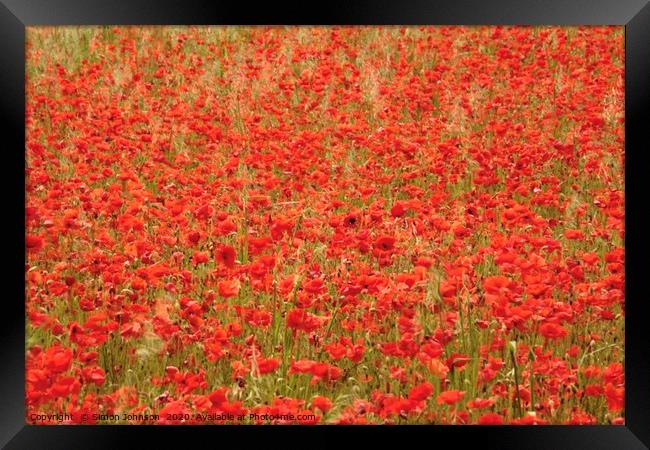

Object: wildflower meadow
[25,26,624,425]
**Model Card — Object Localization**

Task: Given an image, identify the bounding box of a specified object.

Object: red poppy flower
[565,229,585,240]
[312,395,333,413]
[43,346,73,373]
[26,234,44,252]
[539,322,568,340]
[192,251,210,265]
[218,280,240,298]
[215,244,236,268]
[257,357,280,375]
[604,383,624,412]
[408,382,433,402]
[303,278,326,294]
[390,201,408,217]
[286,308,326,332]
[374,235,396,252]
[467,398,495,409]
[478,412,504,424]
[343,212,360,227]
[289,360,316,374]
[436,390,465,405]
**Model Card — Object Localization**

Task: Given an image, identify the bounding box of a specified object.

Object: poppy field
[25,26,625,425]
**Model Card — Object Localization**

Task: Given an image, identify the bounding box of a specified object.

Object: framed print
[1,0,649,448]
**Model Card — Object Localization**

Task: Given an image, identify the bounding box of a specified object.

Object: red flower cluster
[26,26,624,424]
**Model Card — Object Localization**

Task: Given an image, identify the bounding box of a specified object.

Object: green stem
[510,346,523,418]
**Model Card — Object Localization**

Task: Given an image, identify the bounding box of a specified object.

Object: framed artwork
[2,0,648,448]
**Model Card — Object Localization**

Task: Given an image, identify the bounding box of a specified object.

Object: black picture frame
[2,1,648,448]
